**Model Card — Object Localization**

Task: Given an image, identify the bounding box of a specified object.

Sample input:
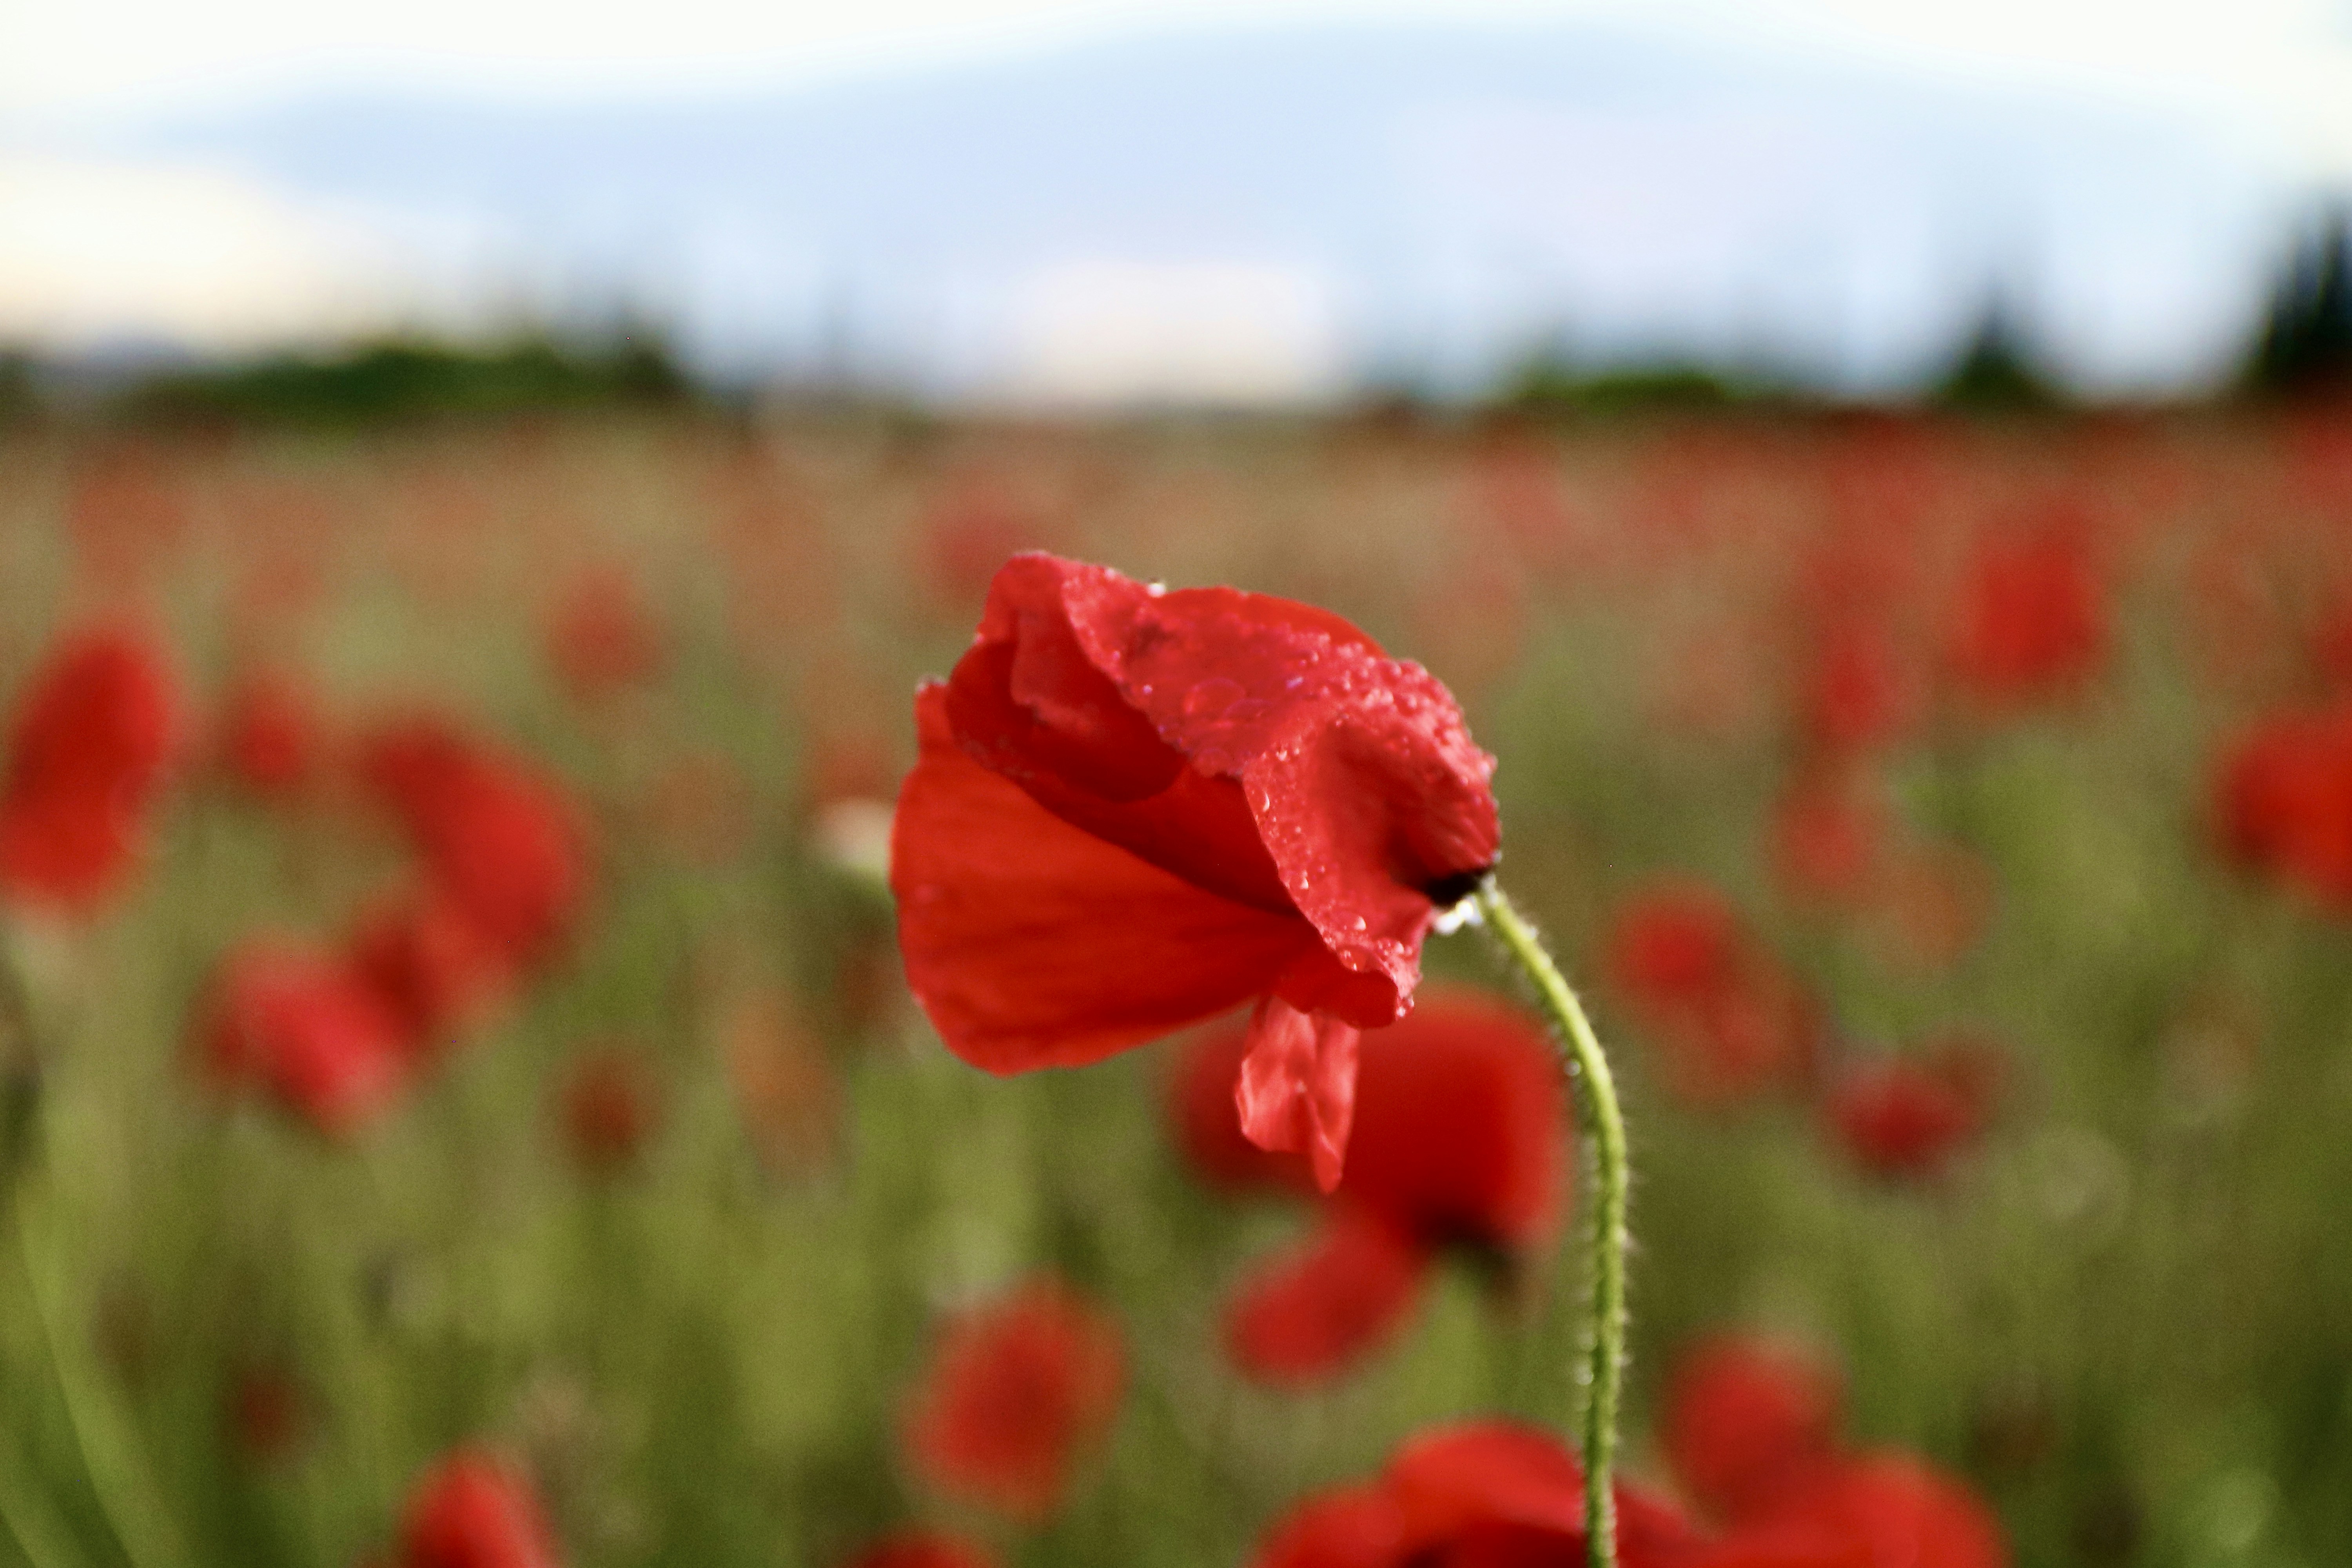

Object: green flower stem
[1473,879,1628,1568]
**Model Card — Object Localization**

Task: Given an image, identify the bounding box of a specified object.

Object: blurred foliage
[1931,307,2066,414]
[2243,209,2352,401]
[115,330,697,426]
[1494,351,1761,416]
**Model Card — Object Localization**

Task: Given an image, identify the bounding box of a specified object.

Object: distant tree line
[3,210,2350,425]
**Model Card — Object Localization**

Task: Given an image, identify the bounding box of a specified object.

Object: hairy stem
[1473,879,1628,1568]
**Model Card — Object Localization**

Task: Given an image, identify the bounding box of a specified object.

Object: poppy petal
[894,684,1319,1071]
[1236,996,1361,1191]
[1225,1208,1428,1385]
[1247,1485,1409,1568]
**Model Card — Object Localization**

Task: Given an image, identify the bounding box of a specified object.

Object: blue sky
[4,0,2350,400]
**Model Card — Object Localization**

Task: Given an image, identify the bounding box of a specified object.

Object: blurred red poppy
[1824,1054,1989,1180]
[560,1049,660,1170]
[1797,619,1916,758]
[399,1451,563,1568]
[1252,1418,2005,1568]
[1768,772,1885,906]
[902,1277,1125,1523]
[2214,702,2352,908]
[195,940,408,1137]
[227,1365,309,1464]
[1663,1337,1843,1524]
[1248,1421,1702,1568]
[1606,881,1744,1011]
[0,625,181,916]
[348,891,512,1057]
[1751,1456,2007,1568]
[842,1532,1000,1568]
[214,668,321,800]
[892,554,1499,1189]
[1605,881,1817,1105]
[1945,528,2106,708]
[358,717,590,972]
[546,566,664,702]
[1174,991,1567,1384]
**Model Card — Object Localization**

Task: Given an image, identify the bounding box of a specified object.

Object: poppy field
[0,404,2348,1568]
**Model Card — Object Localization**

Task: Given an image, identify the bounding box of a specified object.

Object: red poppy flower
[1174,991,1568,1384]
[1605,881,1817,1106]
[2214,703,2352,908]
[227,1366,309,1463]
[195,940,409,1137]
[1752,1456,2007,1568]
[842,1532,1000,1568]
[1945,528,2105,708]
[1252,1420,2002,1568]
[1248,1421,1704,1568]
[347,891,511,1056]
[1824,1054,1988,1180]
[546,567,665,702]
[901,1277,1125,1523]
[892,554,1499,1189]
[1223,1208,1430,1386]
[358,717,590,972]
[1797,620,1916,758]
[214,668,321,800]
[1768,773,1885,906]
[1663,1337,1843,1525]
[1605,882,1744,1012]
[560,1049,660,1170]
[0,625,181,916]
[398,1451,563,1568]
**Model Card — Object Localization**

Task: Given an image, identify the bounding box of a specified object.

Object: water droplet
[1183,677,1245,720]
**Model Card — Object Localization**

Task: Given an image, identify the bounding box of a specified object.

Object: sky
[4,0,2352,399]
[8,0,2350,131]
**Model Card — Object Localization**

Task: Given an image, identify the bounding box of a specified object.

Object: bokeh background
[4,3,2352,1566]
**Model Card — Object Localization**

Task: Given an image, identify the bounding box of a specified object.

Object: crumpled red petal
[948,555,1499,1029]
[895,683,1320,1071]
[1224,1207,1428,1385]
[1236,995,1361,1191]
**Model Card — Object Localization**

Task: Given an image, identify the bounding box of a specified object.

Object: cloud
[0,153,409,351]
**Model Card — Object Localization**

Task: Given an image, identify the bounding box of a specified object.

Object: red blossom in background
[1797,618,1918,758]
[901,1277,1125,1523]
[1768,771,1886,906]
[1655,1334,2011,1568]
[1247,1404,2008,1567]
[398,1452,563,1568]
[1172,990,1566,1385]
[348,891,512,1058]
[891,554,1499,1189]
[358,717,590,973]
[559,1049,660,1170]
[1945,526,2107,708]
[1605,880,1817,1105]
[194,941,409,1137]
[226,1366,309,1465]
[841,1532,1001,1568]
[1751,1457,2007,1568]
[1824,1045,1999,1180]
[546,567,665,702]
[1247,1421,1707,1568]
[1664,1337,1843,1525]
[0,625,181,916]
[214,668,322,801]
[2213,702,2352,908]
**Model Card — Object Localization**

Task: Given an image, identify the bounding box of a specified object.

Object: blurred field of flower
[0,401,2348,1567]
